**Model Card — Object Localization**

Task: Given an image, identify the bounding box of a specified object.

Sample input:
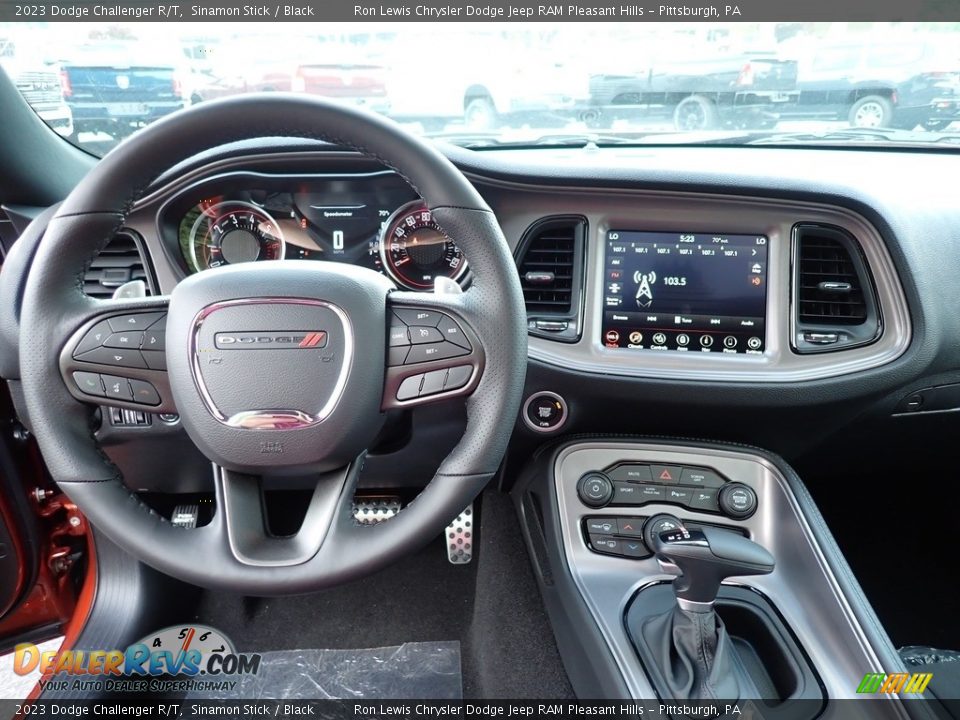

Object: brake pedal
[352,496,401,526]
[446,503,474,564]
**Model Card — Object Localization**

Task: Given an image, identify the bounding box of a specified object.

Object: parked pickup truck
[59,43,185,140]
[776,36,960,131]
[587,51,799,131]
[190,41,389,115]
[0,37,73,137]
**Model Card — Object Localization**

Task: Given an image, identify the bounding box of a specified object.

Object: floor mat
[187,642,462,700]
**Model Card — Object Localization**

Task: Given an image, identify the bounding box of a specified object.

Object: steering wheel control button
[680,467,726,488]
[388,325,410,346]
[523,391,568,433]
[141,350,167,371]
[437,316,472,349]
[420,369,447,396]
[443,365,472,391]
[409,326,444,345]
[577,472,614,508]
[405,341,469,364]
[104,331,144,349]
[719,482,758,519]
[72,371,105,397]
[689,488,721,512]
[74,320,113,356]
[141,329,165,351]
[75,346,147,369]
[388,346,409,366]
[394,309,443,327]
[107,313,165,332]
[101,375,134,402]
[129,379,161,406]
[650,465,682,484]
[608,464,653,483]
[396,374,424,401]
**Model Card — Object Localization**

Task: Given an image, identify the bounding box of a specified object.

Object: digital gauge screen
[600,230,768,354]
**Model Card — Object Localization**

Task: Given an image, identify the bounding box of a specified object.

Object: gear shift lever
[650,523,775,611]
[636,516,776,700]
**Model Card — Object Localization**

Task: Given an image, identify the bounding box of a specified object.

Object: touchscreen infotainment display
[601,231,768,354]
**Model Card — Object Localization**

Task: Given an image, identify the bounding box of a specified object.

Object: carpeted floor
[192,490,574,699]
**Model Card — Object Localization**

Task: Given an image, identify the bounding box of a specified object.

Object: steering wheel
[18,95,527,594]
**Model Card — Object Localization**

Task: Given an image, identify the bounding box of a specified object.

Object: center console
[513,439,918,718]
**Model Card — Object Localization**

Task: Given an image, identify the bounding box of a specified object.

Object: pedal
[352,496,401,526]
[445,503,474,564]
[171,504,199,529]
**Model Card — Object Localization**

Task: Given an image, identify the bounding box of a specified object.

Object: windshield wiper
[745,127,960,147]
[427,130,672,149]
[428,127,960,150]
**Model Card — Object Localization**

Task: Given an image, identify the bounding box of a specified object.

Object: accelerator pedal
[445,503,474,565]
[352,496,402,526]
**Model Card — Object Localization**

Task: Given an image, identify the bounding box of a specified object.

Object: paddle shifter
[638,515,775,699]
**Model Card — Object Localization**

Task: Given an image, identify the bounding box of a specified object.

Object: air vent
[515,216,586,342]
[793,224,879,353]
[83,231,152,299]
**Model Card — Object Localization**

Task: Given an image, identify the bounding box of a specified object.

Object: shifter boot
[641,606,740,700]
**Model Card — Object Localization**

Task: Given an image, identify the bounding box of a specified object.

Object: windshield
[2,21,960,155]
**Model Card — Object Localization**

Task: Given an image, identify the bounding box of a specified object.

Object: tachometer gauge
[188,201,285,271]
[379,202,466,290]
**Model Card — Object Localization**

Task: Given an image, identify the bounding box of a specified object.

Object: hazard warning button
[650,465,682,484]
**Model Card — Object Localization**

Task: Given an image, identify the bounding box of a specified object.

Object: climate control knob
[719,482,758,519]
[577,472,614,508]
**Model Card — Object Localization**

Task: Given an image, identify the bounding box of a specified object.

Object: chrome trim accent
[789,222,883,354]
[478,180,912,382]
[521,390,568,433]
[554,441,908,713]
[225,410,316,430]
[676,597,714,613]
[189,297,353,431]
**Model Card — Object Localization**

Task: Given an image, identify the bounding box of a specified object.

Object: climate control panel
[575,462,758,520]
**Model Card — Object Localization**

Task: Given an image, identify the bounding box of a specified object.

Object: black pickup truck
[776,38,960,130]
[59,43,185,140]
[587,52,799,131]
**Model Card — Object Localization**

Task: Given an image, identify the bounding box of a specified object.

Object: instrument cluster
[170,171,469,291]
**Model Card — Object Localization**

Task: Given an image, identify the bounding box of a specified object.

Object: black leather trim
[0,203,60,380]
[19,95,527,593]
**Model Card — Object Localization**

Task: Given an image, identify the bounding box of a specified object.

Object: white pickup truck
[0,37,73,138]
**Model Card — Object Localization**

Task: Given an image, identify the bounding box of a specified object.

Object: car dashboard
[76,139,960,493]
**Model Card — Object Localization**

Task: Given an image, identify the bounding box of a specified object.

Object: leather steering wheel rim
[18,95,527,594]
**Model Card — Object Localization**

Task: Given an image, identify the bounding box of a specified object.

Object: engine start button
[523,391,568,433]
